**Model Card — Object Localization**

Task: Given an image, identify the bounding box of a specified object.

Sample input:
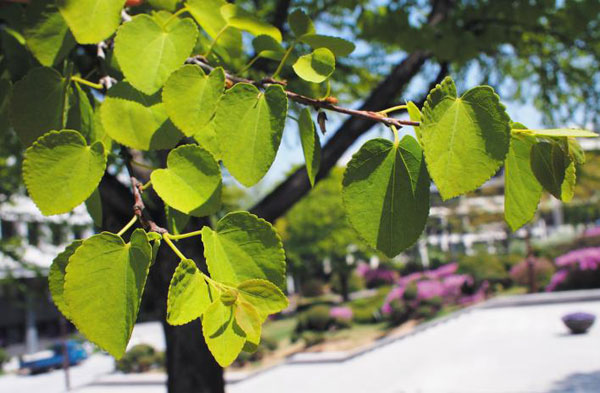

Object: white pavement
[0,353,114,393]
[228,300,600,393]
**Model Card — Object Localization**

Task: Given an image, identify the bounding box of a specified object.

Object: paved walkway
[229,300,600,393]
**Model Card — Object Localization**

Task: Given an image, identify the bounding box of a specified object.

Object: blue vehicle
[19,340,88,374]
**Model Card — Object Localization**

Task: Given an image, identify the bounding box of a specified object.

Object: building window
[0,220,16,239]
[27,222,40,246]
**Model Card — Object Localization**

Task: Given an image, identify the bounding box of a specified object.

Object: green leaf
[23,130,107,216]
[425,76,457,106]
[9,67,69,146]
[100,81,182,150]
[561,161,576,203]
[114,14,198,95]
[288,9,315,37]
[252,35,285,61]
[421,80,510,200]
[167,259,214,325]
[85,189,103,227]
[568,137,585,165]
[298,108,321,187]
[192,120,221,159]
[530,140,572,200]
[514,128,598,138]
[58,0,126,44]
[186,0,242,58]
[151,144,222,217]
[48,240,83,320]
[202,296,246,367]
[406,101,422,144]
[166,205,189,235]
[201,211,286,289]
[23,0,76,66]
[342,136,430,257]
[234,300,261,346]
[163,65,225,137]
[0,27,36,81]
[66,83,94,143]
[214,83,287,186]
[299,34,355,57]
[92,106,113,151]
[504,134,543,231]
[237,279,288,319]
[221,4,282,42]
[292,48,335,83]
[64,229,152,358]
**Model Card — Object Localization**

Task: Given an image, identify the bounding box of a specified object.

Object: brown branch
[131,177,167,234]
[187,56,419,128]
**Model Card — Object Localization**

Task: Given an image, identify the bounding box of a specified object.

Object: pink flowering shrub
[381,264,482,325]
[546,247,600,292]
[355,263,398,288]
[509,258,554,289]
[330,306,353,321]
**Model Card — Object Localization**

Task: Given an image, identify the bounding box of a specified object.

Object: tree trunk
[339,272,350,302]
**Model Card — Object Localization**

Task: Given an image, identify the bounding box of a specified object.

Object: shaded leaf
[202,296,246,367]
[221,4,281,42]
[48,240,83,320]
[292,47,335,83]
[299,34,355,57]
[342,136,430,257]
[298,108,321,186]
[167,259,213,325]
[288,9,314,37]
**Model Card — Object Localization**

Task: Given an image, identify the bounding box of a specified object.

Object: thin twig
[131,177,167,234]
[187,56,419,128]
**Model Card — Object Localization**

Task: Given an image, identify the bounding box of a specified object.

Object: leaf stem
[167,229,204,240]
[71,76,103,90]
[272,41,296,79]
[162,233,186,260]
[117,216,138,237]
[379,104,407,116]
[164,6,188,27]
[391,125,400,147]
[238,55,261,74]
[141,180,152,191]
[204,25,229,58]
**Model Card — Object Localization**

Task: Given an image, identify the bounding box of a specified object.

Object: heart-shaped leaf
[100,81,182,150]
[163,65,225,137]
[343,136,430,257]
[298,108,321,186]
[23,130,107,216]
[421,77,510,200]
[530,139,572,200]
[167,259,214,325]
[48,240,83,320]
[214,83,287,186]
[201,211,286,289]
[23,0,75,66]
[504,133,543,231]
[151,144,222,217]
[114,14,198,95]
[202,296,246,367]
[58,0,126,44]
[9,67,69,146]
[64,229,152,359]
[292,48,335,83]
[288,9,315,38]
[299,34,355,57]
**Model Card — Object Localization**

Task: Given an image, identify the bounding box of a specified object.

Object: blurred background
[1,0,600,392]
